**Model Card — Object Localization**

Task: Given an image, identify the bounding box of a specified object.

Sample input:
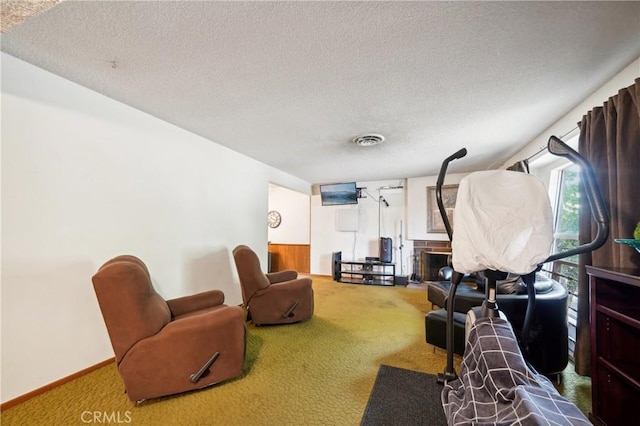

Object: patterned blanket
[442,317,590,425]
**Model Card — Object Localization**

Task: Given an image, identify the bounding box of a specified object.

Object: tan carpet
[1,276,589,425]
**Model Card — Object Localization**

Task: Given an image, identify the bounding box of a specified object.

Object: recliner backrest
[232,245,271,305]
[92,255,171,363]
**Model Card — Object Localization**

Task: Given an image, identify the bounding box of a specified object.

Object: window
[528,130,582,360]
[547,163,580,359]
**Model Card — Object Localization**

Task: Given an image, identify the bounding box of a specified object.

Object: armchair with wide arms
[92,255,246,402]
[232,245,314,325]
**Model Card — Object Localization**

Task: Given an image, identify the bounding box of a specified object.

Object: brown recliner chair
[232,245,314,325]
[92,255,246,402]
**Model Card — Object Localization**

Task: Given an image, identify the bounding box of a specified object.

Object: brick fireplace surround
[411,240,452,282]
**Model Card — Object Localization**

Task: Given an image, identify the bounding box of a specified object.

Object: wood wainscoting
[268,244,310,273]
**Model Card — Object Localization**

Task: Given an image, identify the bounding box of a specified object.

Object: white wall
[310,180,410,276]
[0,53,310,403]
[406,172,468,242]
[268,184,310,244]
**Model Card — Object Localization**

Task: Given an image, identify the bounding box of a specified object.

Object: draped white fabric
[452,170,553,275]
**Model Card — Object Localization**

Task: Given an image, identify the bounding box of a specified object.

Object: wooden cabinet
[586,266,640,426]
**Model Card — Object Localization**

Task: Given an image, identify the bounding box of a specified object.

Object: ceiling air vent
[352,134,384,147]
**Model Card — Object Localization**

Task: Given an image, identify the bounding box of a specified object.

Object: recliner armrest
[266,270,298,284]
[253,277,312,300]
[166,290,225,317]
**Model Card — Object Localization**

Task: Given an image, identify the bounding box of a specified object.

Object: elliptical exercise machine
[435,136,609,384]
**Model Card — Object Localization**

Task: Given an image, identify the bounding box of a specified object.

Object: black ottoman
[425,279,569,376]
[425,309,467,356]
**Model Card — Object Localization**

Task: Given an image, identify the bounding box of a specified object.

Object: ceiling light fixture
[352,134,385,147]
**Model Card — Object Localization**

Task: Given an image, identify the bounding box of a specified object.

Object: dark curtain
[575,77,640,375]
[507,159,530,173]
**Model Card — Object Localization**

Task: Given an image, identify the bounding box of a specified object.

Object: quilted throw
[442,317,590,425]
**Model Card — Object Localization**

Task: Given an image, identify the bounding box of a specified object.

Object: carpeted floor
[2,277,450,425]
[361,365,446,426]
[405,282,428,290]
[1,276,590,425]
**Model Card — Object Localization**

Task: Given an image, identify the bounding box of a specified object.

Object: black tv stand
[332,252,395,286]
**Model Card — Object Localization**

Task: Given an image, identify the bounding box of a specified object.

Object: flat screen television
[320,182,358,206]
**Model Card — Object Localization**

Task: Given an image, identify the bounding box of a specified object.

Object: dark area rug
[361,365,447,426]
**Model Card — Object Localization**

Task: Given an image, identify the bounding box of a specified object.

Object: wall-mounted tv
[320,182,358,206]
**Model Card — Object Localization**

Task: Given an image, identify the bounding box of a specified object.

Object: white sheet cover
[451,170,553,275]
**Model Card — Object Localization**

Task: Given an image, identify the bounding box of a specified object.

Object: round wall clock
[268,210,282,228]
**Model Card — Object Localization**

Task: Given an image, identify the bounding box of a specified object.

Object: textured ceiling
[0,0,60,33]
[2,1,639,185]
